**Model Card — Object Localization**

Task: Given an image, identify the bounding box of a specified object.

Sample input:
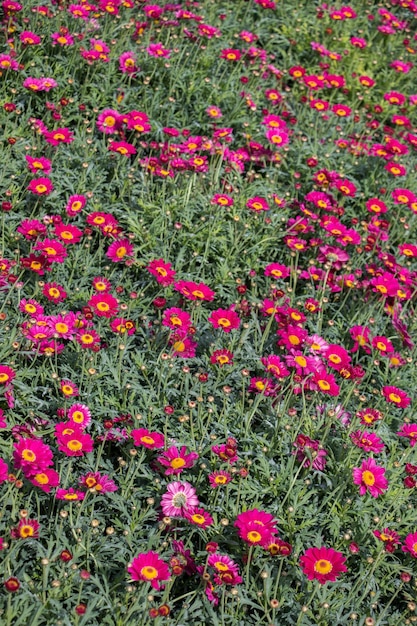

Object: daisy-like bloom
[56,429,94,457]
[397,424,417,447]
[131,428,165,449]
[17,219,47,240]
[60,379,79,397]
[209,470,232,488]
[261,355,290,379]
[96,108,122,134]
[68,404,91,429]
[383,386,411,408]
[13,438,53,477]
[208,308,240,333]
[174,280,215,302]
[55,488,85,501]
[28,468,60,493]
[325,344,351,371]
[169,335,197,359]
[277,326,308,350]
[210,349,234,367]
[34,239,67,264]
[0,365,15,386]
[0,410,7,429]
[235,509,277,532]
[246,196,270,212]
[357,407,382,426]
[119,51,139,74]
[402,532,417,558]
[49,312,76,340]
[106,239,134,263]
[220,48,242,61]
[207,553,242,586]
[51,31,75,46]
[11,518,40,540]
[76,329,101,351]
[211,193,233,207]
[147,259,176,287]
[27,177,54,196]
[147,43,171,58]
[44,128,74,145]
[264,263,290,279]
[128,551,170,590]
[0,53,19,71]
[350,430,385,453]
[25,155,52,174]
[161,481,199,517]
[373,528,402,553]
[248,377,277,396]
[0,458,9,483]
[108,141,137,157]
[66,194,86,217]
[20,299,44,316]
[157,446,198,476]
[88,293,119,318]
[350,325,371,353]
[185,507,213,529]
[43,282,67,303]
[110,318,136,336]
[352,458,388,498]
[162,308,192,332]
[206,106,223,118]
[300,546,347,585]
[92,276,112,292]
[54,223,83,245]
[79,472,118,493]
[313,371,340,396]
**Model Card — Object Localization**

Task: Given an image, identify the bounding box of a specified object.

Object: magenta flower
[157,446,198,476]
[352,458,388,497]
[397,423,417,446]
[402,532,417,558]
[161,481,199,517]
[127,551,170,590]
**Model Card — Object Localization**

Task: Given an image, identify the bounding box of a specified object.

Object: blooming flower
[106,239,134,263]
[157,446,198,476]
[402,532,417,558]
[397,424,417,447]
[350,430,384,453]
[127,551,170,590]
[373,528,401,552]
[79,472,118,493]
[88,293,119,318]
[208,308,240,333]
[300,546,347,584]
[147,259,176,286]
[11,518,40,540]
[382,386,411,409]
[161,481,199,517]
[13,438,53,477]
[352,458,388,497]
[131,429,165,449]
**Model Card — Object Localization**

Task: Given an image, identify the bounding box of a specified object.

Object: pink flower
[29,469,60,493]
[162,307,192,331]
[147,43,171,58]
[350,430,384,453]
[174,280,215,301]
[13,438,53,477]
[300,546,347,584]
[106,239,134,263]
[56,429,94,457]
[88,293,119,318]
[119,51,139,74]
[79,472,118,493]
[185,507,213,529]
[27,177,54,196]
[147,259,176,286]
[127,551,170,590]
[157,446,198,475]
[397,423,417,447]
[402,532,417,558]
[68,404,91,429]
[0,458,9,484]
[161,481,199,517]
[208,308,240,333]
[131,429,165,449]
[352,458,388,497]
[382,386,411,409]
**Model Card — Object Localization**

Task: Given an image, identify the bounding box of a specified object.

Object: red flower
[147,259,176,286]
[208,308,240,333]
[56,429,94,457]
[300,546,347,584]
[88,293,119,318]
[157,446,198,476]
[382,386,411,408]
[352,458,388,497]
[106,239,134,263]
[128,551,170,590]
[27,177,54,195]
[131,429,165,449]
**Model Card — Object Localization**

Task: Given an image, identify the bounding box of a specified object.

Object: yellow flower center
[362,470,375,486]
[314,559,333,574]
[67,440,82,452]
[22,450,36,462]
[141,566,158,580]
[170,457,186,469]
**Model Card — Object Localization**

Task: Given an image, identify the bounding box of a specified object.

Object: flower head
[300,546,347,584]
[128,551,170,590]
[352,458,388,497]
[161,481,199,517]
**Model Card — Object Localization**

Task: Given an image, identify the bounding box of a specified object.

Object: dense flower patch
[0,0,417,624]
